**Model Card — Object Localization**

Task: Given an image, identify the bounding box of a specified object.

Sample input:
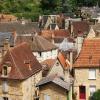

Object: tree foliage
[0,0,99,21]
[90,90,100,100]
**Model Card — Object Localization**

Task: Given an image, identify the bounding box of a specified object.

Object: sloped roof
[41,59,56,69]
[0,32,14,47]
[74,38,100,68]
[72,21,90,36]
[16,35,57,52]
[41,29,70,39]
[41,59,56,77]
[57,52,70,69]
[37,74,70,90]
[0,42,42,80]
[0,22,40,34]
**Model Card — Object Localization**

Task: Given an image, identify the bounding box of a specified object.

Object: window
[44,94,51,100]
[89,85,96,96]
[88,69,96,80]
[2,66,8,76]
[2,64,11,77]
[3,97,8,100]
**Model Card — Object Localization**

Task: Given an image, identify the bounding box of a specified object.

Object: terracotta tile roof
[41,59,56,77]
[41,59,56,69]
[72,21,90,36]
[74,38,100,67]
[57,52,70,69]
[16,35,57,52]
[37,74,70,90]
[53,29,70,37]
[0,42,42,80]
[41,29,70,40]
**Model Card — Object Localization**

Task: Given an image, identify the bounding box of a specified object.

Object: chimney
[12,30,17,45]
[2,38,10,57]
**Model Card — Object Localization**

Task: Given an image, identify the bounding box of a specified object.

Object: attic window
[2,64,11,77]
[56,62,59,66]
[3,66,7,76]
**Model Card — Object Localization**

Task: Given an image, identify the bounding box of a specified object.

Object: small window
[89,85,96,96]
[2,66,8,76]
[3,97,8,100]
[56,62,59,66]
[88,69,96,80]
[2,64,11,77]
[44,94,51,100]
[39,52,42,57]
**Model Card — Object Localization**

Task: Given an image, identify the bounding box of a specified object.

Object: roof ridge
[10,42,28,51]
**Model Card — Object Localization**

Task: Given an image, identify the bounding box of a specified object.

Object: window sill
[88,78,96,80]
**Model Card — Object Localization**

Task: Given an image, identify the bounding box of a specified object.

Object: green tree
[90,90,100,100]
[40,0,67,14]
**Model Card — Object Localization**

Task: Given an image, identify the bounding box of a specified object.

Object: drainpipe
[69,51,73,100]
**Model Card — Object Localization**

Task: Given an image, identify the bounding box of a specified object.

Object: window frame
[88,69,96,80]
[44,94,51,100]
[89,85,96,96]
[2,65,8,77]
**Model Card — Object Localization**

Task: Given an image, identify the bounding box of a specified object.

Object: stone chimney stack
[12,30,17,45]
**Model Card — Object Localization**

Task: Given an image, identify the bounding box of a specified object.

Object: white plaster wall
[33,49,58,62]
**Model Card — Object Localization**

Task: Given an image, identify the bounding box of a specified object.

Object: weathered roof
[72,21,90,36]
[16,35,57,52]
[0,42,42,80]
[0,32,14,47]
[74,38,100,68]
[0,22,40,34]
[57,52,70,69]
[41,59,56,77]
[41,29,70,40]
[37,74,70,90]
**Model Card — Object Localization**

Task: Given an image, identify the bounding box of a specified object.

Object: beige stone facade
[48,60,64,77]
[39,83,68,100]
[0,71,42,100]
[74,68,100,100]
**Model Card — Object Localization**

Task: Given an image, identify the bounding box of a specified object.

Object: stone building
[0,42,42,100]
[37,74,70,100]
[73,38,100,100]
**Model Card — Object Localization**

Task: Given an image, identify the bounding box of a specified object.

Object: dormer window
[2,64,11,77]
[3,66,7,76]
